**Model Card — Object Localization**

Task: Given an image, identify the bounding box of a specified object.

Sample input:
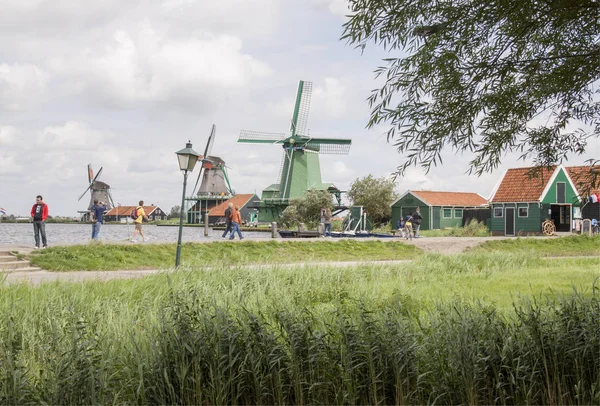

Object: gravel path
[0,235,564,285]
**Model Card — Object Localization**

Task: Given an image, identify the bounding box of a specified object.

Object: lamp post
[175,140,200,267]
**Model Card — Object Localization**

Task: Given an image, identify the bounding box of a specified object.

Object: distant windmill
[78,164,115,210]
[238,80,352,222]
[191,124,234,197]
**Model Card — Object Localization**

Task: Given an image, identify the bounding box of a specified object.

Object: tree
[169,205,181,219]
[279,189,334,228]
[342,0,600,175]
[347,175,397,225]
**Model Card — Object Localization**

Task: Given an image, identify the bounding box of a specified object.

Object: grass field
[1,252,598,404]
[470,234,600,256]
[29,240,422,271]
[5,237,599,404]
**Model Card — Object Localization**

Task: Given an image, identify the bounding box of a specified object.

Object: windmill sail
[291,80,312,136]
[305,137,352,154]
[238,130,288,143]
[192,124,216,196]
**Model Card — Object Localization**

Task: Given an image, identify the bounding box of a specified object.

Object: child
[397,218,406,238]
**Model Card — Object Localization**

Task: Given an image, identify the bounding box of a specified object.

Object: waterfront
[0,223,272,246]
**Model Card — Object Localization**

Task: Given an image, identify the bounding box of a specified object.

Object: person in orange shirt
[229,206,244,240]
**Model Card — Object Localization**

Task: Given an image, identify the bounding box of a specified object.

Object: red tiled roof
[105,206,160,216]
[411,190,487,206]
[209,194,256,216]
[566,165,600,197]
[491,167,556,202]
[491,165,600,202]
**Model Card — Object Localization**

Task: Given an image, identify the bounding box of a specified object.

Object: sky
[1,0,598,217]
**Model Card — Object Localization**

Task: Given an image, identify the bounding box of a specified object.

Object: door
[550,204,571,232]
[505,207,515,236]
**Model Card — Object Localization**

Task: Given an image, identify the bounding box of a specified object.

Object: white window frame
[494,207,503,218]
[454,208,463,218]
[442,208,452,219]
[518,206,529,218]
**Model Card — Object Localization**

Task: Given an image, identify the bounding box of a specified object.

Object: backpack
[130,207,139,220]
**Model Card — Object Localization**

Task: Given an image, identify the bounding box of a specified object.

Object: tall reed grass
[0,258,598,404]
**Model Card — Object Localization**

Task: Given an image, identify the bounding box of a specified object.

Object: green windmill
[238,80,352,223]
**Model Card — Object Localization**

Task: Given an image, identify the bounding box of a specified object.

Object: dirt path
[0,236,550,285]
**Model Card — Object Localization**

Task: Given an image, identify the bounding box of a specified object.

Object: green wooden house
[488,165,596,236]
[391,191,488,231]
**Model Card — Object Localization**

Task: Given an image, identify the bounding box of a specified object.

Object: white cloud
[38,121,114,150]
[312,77,348,119]
[310,0,350,19]
[49,27,271,108]
[0,153,23,175]
[0,126,17,145]
[0,63,48,111]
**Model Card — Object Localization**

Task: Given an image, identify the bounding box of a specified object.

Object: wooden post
[204,213,209,237]
[271,222,277,238]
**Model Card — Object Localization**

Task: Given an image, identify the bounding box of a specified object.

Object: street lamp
[175,140,200,267]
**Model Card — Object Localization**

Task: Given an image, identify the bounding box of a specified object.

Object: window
[518,206,529,217]
[443,208,452,218]
[454,208,463,218]
[556,182,566,203]
[494,207,503,218]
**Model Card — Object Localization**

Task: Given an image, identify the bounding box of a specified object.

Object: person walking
[229,206,244,240]
[131,200,149,243]
[323,207,332,236]
[404,212,414,241]
[413,207,423,238]
[222,202,233,239]
[90,200,107,241]
[30,195,48,249]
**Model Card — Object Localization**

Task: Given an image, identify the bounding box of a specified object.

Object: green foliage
[342,0,599,174]
[29,240,422,271]
[0,258,598,404]
[279,189,333,228]
[347,175,397,225]
[421,219,491,237]
[168,205,181,219]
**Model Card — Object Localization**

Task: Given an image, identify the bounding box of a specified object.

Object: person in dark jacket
[90,200,107,240]
[30,195,48,249]
[222,202,233,239]
[412,207,423,238]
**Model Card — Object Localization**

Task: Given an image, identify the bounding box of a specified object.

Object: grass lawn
[469,234,600,256]
[20,250,598,313]
[29,239,421,271]
[2,251,597,404]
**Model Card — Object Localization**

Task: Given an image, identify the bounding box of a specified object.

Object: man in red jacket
[30,195,48,249]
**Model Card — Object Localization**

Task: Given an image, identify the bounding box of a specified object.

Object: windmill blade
[91,167,104,184]
[291,80,312,136]
[204,124,216,159]
[107,189,115,209]
[191,125,216,196]
[304,137,352,155]
[238,130,288,144]
[78,183,93,201]
[87,164,93,183]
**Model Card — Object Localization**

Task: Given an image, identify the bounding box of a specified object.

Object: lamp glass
[177,154,190,171]
[175,141,200,172]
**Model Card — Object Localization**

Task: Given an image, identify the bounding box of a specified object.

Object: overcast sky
[1,0,598,217]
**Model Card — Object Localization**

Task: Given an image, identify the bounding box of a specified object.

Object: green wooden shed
[391,191,488,231]
[488,165,596,236]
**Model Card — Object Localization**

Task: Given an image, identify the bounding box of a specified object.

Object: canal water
[0,223,273,246]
